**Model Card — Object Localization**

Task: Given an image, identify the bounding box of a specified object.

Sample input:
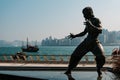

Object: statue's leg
[65,42,89,75]
[91,43,105,77]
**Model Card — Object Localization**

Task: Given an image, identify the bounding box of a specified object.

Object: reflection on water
[0,70,120,80]
[0,71,118,80]
[97,76,102,80]
[112,73,120,80]
[65,74,103,80]
[65,74,75,80]
[65,71,119,80]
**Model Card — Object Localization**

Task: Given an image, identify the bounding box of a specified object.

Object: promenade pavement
[0,63,112,67]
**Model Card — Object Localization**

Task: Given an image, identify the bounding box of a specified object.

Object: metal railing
[0,54,114,64]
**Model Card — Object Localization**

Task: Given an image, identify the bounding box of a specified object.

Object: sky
[0,0,120,42]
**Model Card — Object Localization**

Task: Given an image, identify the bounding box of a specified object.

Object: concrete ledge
[0,66,109,71]
[0,63,111,71]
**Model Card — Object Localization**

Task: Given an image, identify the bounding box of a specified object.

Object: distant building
[41,29,120,46]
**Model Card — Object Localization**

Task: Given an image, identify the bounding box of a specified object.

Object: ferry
[21,38,39,52]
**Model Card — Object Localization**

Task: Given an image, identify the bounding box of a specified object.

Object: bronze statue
[65,7,105,78]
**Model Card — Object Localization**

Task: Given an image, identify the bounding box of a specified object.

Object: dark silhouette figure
[12,52,28,60]
[65,7,105,77]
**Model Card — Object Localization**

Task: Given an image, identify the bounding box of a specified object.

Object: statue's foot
[64,73,75,80]
[97,74,102,80]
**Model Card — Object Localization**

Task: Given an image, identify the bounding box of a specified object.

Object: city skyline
[1,0,120,41]
[1,29,120,47]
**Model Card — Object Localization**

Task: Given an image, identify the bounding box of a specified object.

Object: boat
[21,38,39,52]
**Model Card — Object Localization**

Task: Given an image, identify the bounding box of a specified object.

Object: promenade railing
[0,54,114,64]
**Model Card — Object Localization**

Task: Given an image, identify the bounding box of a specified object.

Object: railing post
[94,56,96,64]
[68,56,70,62]
[36,56,40,61]
[16,56,20,61]
[60,56,64,62]
[29,56,33,62]
[44,56,48,62]
[3,55,7,61]
[84,55,88,64]
[50,56,56,61]
[23,56,27,61]
[10,56,14,61]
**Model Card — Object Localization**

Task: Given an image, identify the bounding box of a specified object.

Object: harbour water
[0,46,119,55]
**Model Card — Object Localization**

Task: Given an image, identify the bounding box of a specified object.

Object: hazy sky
[0,0,120,41]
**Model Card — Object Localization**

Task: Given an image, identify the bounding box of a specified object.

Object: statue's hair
[82,7,94,17]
